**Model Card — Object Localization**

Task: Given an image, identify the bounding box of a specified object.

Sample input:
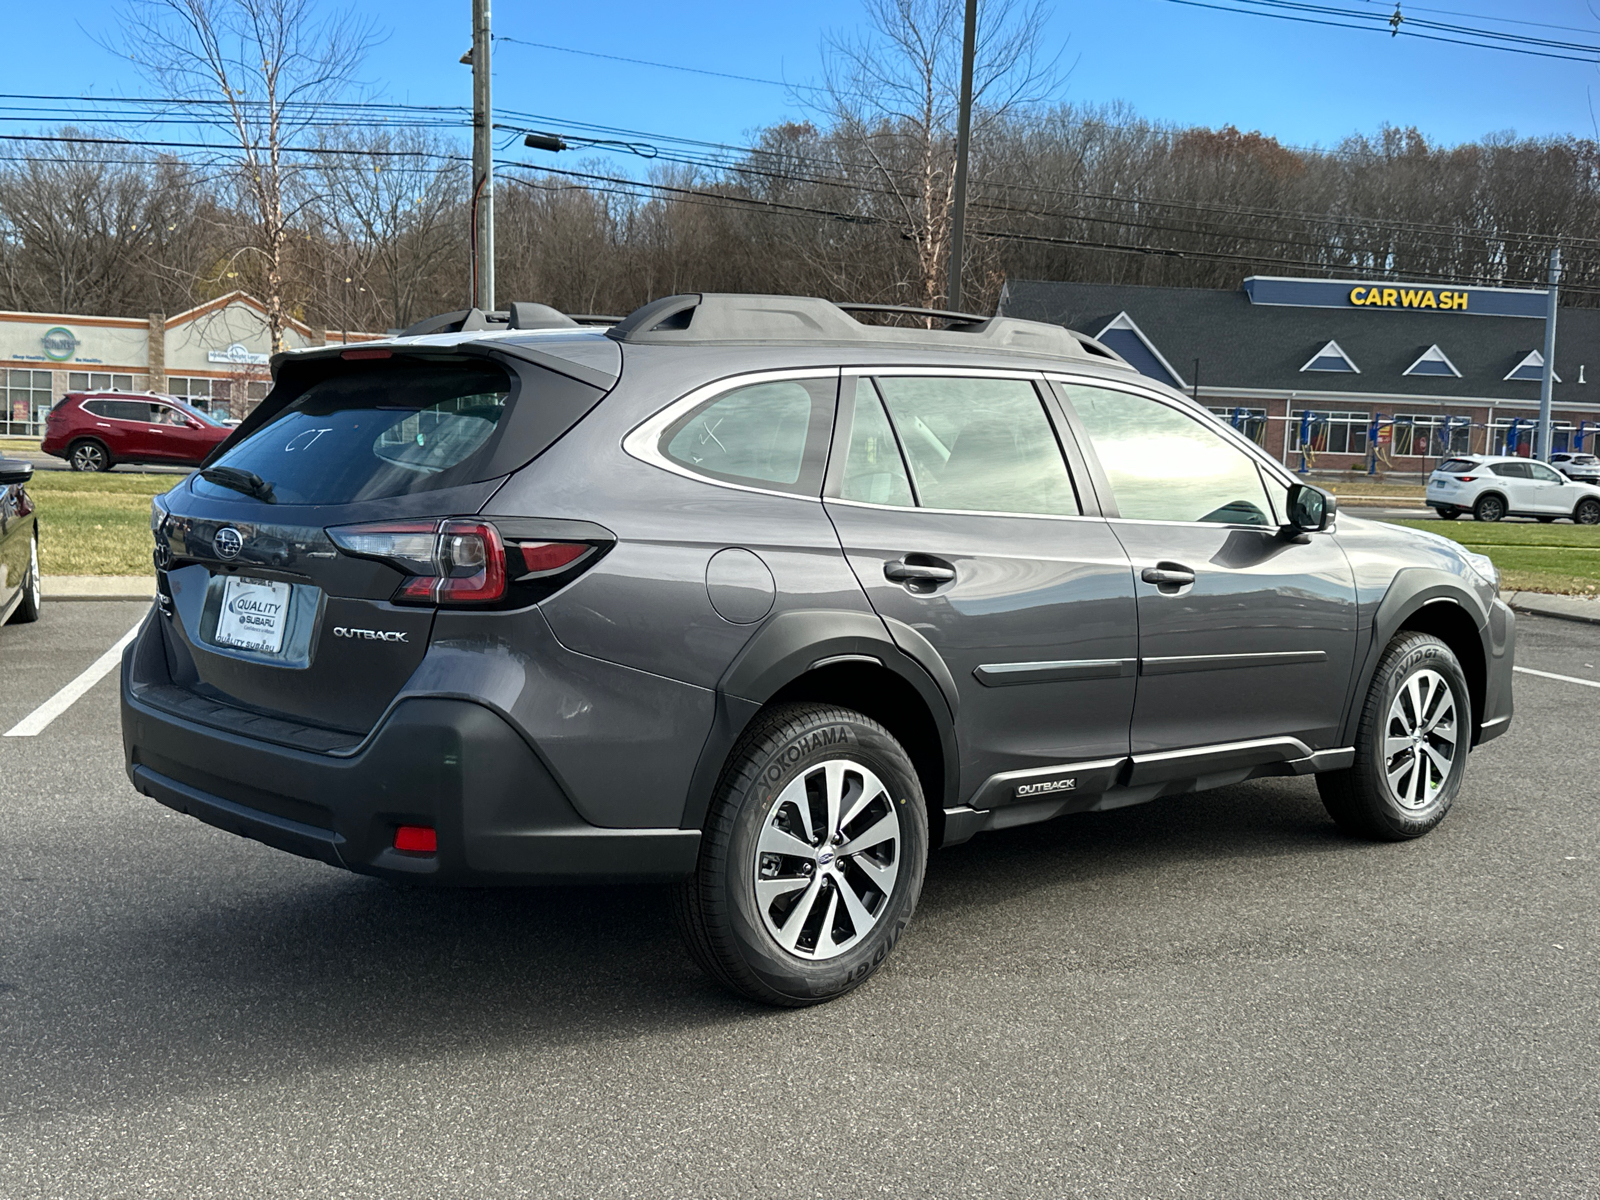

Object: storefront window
[1287,410,1369,456]
[1205,406,1268,446]
[6,369,53,429]
[67,371,135,393]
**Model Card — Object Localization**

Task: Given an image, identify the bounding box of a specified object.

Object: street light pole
[1537,246,1560,462]
[470,0,494,313]
[945,0,978,313]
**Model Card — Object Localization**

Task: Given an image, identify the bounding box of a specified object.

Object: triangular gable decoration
[1092,312,1186,387]
[1300,339,1359,373]
[1505,349,1560,383]
[1403,344,1462,378]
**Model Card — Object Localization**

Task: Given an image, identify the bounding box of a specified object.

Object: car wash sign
[1244,275,1548,318]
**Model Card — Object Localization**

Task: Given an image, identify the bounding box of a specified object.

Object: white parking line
[1514,665,1600,691]
[4,619,144,737]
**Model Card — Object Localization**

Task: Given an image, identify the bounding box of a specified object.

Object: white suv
[1427,454,1600,523]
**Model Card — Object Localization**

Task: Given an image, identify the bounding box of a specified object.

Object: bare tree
[113,0,380,350]
[819,0,1063,309]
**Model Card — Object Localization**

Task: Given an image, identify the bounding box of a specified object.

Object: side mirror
[1283,482,1335,535]
[0,458,34,486]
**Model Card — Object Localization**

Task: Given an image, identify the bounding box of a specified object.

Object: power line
[493,36,828,94]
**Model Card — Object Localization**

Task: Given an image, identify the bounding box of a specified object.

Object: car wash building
[999,274,1600,474]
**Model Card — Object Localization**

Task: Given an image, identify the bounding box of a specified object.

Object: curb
[42,576,155,602]
[1503,590,1600,627]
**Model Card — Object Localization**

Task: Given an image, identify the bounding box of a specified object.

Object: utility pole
[945,0,978,312]
[470,0,494,312]
[1537,246,1560,461]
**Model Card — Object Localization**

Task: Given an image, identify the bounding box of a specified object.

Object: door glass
[662,378,833,494]
[839,387,913,507]
[1062,385,1274,526]
[1490,462,1529,478]
[874,377,1078,516]
[1528,463,1563,484]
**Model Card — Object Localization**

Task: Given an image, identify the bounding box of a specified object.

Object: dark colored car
[122,294,1516,1006]
[1,457,41,627]
[42,392,232,472]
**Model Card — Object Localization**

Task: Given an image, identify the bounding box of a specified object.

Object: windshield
[190,359,514,505]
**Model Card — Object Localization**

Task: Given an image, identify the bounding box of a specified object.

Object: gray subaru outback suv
[122,294,1515,1005]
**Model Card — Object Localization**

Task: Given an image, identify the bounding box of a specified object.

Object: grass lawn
[28,471,178,576]
[0,437,42,455]
[1389,519,1600,596]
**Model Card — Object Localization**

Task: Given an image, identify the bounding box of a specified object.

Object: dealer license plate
[214,576,292,654]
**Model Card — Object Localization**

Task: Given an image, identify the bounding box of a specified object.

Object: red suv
[42,392,233,472]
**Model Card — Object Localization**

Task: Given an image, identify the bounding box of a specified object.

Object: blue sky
[8,0,1600,160]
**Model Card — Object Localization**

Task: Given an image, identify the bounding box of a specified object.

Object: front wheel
[8,530,40,624]
[1473,493,1505,522]
[1317,632,1470,841]
[1575,497,1600,525]
[673,702,928,1006]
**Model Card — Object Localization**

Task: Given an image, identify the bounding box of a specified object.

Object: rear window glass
[192,360,514,505]
[1438,459,1478,473]
[660,378,835,495]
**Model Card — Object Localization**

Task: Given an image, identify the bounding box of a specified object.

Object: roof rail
[400,302,579,338]
[602,293,1133,367]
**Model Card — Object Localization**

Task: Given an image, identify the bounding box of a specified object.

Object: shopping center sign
[1244,275,1548,318]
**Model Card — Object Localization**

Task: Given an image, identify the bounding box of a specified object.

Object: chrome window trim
[621,367,841,502]
[844,365,1046,382]
[826,496,1099,523]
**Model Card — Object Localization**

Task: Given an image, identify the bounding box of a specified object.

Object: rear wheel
[1472,493,1505,522]
[1575,497,1600,525]
[68,440,111,472]
[1317,632,1470,841]
[8,530,40,624]
[673,702,928,1006]
[1435,506,1461,520]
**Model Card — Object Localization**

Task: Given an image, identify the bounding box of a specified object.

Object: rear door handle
[1141,565,1196,587]
[885,557,956,587]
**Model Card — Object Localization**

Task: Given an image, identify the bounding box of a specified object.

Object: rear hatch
[141,346,609,744]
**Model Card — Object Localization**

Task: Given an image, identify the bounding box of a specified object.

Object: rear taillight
[1455,475,1477,482]
[328,519,597,607]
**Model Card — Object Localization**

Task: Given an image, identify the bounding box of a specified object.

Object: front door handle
[1142,564,1196,588]
[885,556,956,591]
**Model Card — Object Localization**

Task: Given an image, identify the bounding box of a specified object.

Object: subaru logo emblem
[214,527,243,559]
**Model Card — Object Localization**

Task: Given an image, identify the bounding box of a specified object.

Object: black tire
[673,702,929,1006]
[8,529,41,625]
[68,439,111,472]
[1472,493,1505,522]
[1317,632,1471,841]
[1575,497,1600,525]
[1434,506,1461,520]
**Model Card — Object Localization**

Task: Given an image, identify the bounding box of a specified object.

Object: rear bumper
[121,655,700,887]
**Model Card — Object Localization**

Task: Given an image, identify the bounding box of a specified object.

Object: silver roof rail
[604,293,1133,367]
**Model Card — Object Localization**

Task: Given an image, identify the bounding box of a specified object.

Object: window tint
[84,399,157,422]
[839,387,913,507]
[663,378,833,493]
[1062,385,1274,526]
[1438,458,1478,473]
[1529,463,1564,483]
[194,360,515,505]
[1490,462,1529,478]
[873,377,1078,516]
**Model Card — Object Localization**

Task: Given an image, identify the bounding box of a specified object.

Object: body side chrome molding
[1139,650,1328,676]
[973,658,1136,686]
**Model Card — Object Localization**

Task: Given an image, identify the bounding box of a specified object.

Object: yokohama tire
[673,702,928,1006]
[1317,632,1471,841]
[1472,493,1505,522]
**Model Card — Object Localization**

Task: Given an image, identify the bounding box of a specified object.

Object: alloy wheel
[1577,499,1600,525]
[1382,668,1458,810]
[753,758,901,960]
[72,443,107,472]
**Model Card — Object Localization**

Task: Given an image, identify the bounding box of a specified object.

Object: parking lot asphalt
[1,602,1596,1199]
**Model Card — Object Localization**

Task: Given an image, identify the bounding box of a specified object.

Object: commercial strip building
[1000,274,1600,474]
[1,292,380,434]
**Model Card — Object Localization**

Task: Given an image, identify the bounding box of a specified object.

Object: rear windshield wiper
[199,466,276,504]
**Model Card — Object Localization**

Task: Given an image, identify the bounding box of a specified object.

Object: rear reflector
[514,540,591,576]
[394,825,437,853]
